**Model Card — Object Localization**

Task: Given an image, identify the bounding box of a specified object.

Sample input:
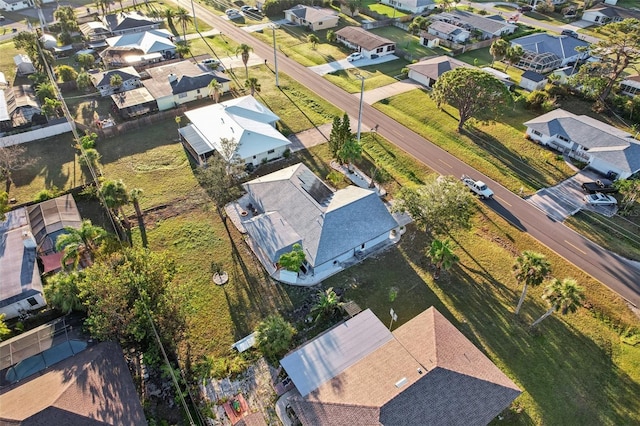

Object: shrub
[255,315,296,361]
[35,187,60,202]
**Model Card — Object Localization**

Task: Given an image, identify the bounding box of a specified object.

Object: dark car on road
[581,180,618,194]
[517,5,532,12]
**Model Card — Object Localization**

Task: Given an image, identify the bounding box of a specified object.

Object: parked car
[584,193,617,206]
[517,5,532,12]
[201,58,220,68]
[581,180,617,194]
[0,15,5,21]
[461,175,494,199]
[347,52,363,62]
[225,8,241,16]
[561,29,579,38]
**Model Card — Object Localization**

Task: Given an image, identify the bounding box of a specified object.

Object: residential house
[179,95,291,167]
[0,0,31,11]
[582,4,640,25]
[142,60,230,111]
[524,108,640,179]
[79,21,112,41]
[90,66,141,97]
[280,307,521,425]
[430,10,517,40]
[620,75,640,98]
[101,11,162,36]
[14,54,36,76]
[427,21,470,43]
[0,341,147,425]
[380,0,434,14]
[335,27,396,58]
[408,55,472,88]
[551,65,579,85]
[284,5,339,31]
[481,67,515,90]
[0,85,42,130]
[111,87,158,119]
[102,29,176,67]
[510,33,590,73]
[520,70,548,91]
[240,163,400,279]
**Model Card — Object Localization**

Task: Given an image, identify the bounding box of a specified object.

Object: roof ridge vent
[395,377,408,388]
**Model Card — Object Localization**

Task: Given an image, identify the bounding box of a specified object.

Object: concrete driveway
[527,169,617,221]
[309,54,399,76]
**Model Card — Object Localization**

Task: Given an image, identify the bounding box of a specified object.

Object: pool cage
[516,51,561,74]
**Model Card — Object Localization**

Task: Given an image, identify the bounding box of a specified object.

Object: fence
[0,119,73,147]
[92,107,187,139]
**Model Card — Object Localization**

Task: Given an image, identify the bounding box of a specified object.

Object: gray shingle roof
[511,33,589,60]
[242,164,398,268]
[429,20,466,36]
[432,10,515,34]
[282,307,521,425]
[103,11,159,32]
[90,66,139,87]
[335,27,395,51]
[521,70,546,82]
[586,4,640,19]
[286,5,336,22]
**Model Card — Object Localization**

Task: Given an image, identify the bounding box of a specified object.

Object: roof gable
[408,55,472,80]
[335,27,395,51]
[90,66,139,87]
[286,5,336,22]
[511,33,589,60]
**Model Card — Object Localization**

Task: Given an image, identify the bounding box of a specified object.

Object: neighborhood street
[57,0,627,307]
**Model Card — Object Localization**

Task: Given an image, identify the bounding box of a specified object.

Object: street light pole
[355,74,365,143]
[191,0,198,32]
[271,24,280,87]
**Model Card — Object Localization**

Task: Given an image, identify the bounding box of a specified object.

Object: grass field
[370,26,442,60]
[324,60,407,93]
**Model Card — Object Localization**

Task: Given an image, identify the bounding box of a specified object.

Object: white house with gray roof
[524,109,640,179]
[380,0,435,14]
[284,5,339,31]
[335,27,396,58]
[430,10,516,40]
[510,33,590,73]
[241,164,400,279]
[180,95,290,167]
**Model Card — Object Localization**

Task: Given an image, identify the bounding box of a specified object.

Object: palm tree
[427,238,459,280]
[110,74,123,89]
[531,278,585,328]
[235,43,253,79]
[130,188,143,220]
[208,78,222,103]
[175,41,191,58]
[244,77,261,96]
[307,33,320,49]
[504,45,524,72]
[489,39,509,67]
[311,287,343,322]
[175,7,192,40]
[513,251,552,315]
[55,220,107,268]
[100,179,131,235]
[165,8,175,29]
[45,271,84,313]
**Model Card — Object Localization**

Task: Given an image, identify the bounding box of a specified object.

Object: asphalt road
[174,1,640,307]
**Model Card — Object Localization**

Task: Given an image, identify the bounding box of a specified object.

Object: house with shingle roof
[408,55,472,87]
[427,20,470,43]
[142,60,230,111]
[431,10,517,39]
[524,108,640,179]
[280,307,521,425]
[90,66,141,97]
[582,4,640,25]
[241,164,400,279]
[284,5,339,31]
[510,33,590,73]
[380,0,434,14]
[105,29,176,57]
[335,27,396,59]
[519,70,548,91]
[179,95,290,167]
[101,11,162,36]
[0,341,147,425]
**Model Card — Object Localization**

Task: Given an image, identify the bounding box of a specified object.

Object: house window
[319,21,323,26]
[377,47,383,53]
[361,243,365,249]
[532,130,542,137]
[178,92,188,98]
[557,135,569,142]
[267,149,275,154]
[197,89,201,94]
[388,45,395,51]
[27,297,38,306]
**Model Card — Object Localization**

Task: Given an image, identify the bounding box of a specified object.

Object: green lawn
[0,41,20,84]
[324,60,408,93]
[370,26,442,61]
[373,89,575,193]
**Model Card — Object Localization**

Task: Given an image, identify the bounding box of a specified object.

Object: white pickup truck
[461,175,494,199]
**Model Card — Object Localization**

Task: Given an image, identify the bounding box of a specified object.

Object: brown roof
[0,342,146,425]
[285,307,521,426]
[408,55,472,81]
[335,27,395,51]
[235,412,268,426]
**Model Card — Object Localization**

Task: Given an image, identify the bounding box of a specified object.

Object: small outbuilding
[13,54,36,76]
[520,70,548,91]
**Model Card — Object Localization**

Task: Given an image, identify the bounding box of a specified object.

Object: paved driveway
[527,169,617,221]
[309,55,399,76]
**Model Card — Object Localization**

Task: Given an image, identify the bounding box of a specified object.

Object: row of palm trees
[426,240,585,328]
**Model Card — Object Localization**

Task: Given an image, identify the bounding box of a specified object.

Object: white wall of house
[112,23,160,36]
[98,78,140,97]
[314,232,392,275]
[0,293,46,320]
[588,156,629,179]
[380,0,434,14]
[0,0,32,11]
[244,145,290,167]
[408,69,433,87]
[427,28,470,43]
[520,78,547,92]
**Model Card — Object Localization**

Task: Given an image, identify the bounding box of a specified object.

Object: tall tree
[196,148,243,220]
[573,19,640,108]
[244,77,261,96]
[100,179,131,237]
[255,315,296,361]
[175,40,192,58]
[432,67,511,132]
[175,7,192,40]
[614,179,640,213]
[513,251,552,315]
[41,97,62,118]
[76,71,92,91]
[56,65,77,82]
[328,113,352,159]
[337,137,361,172]
[427,238,459,280]
[76,53,95,71]
[55,220,107,268]
[236,43,253,79]
[393,176,476,236]
[531,278,585,328]
[35,82,56,102]
[489,39,509,67]
[307,33,320,49]
[208,78,222,103]
[504,45,524,72]
[165,8,175,29]
[130,188,144,220]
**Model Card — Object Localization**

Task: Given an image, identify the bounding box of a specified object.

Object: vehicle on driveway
[584,193,617,206]
[461,175,494,199]
[581,180,617,194]
[561,29,579,38]
[347,52,363,62]
[226,8,241,17]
